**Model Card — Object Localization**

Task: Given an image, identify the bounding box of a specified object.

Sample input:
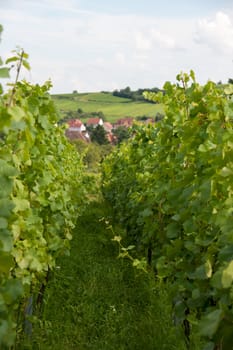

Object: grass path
[21,201,188,350]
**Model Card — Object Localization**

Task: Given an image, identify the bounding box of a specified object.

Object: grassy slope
[20,200,199,350]
[52,92,163,123]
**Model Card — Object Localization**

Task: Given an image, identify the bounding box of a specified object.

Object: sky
[1,0,233,93]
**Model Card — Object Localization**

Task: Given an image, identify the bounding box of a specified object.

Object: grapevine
[102,71,233,349]
[0,31,88,346]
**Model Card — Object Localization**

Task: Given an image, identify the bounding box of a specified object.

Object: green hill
[52,91,163,123]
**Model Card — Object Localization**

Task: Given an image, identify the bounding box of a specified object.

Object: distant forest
[112,86,161,102]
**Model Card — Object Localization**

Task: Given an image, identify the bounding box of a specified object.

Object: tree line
[112,86,161,102]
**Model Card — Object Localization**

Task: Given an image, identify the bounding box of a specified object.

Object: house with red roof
[67,119,86,132]
[86,118,103,128]
[103,122,113,133]
[113,117,134,129]
[65,119,90,142]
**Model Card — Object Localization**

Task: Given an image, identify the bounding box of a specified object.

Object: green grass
[52,92,163,123]
[18,200,203,350]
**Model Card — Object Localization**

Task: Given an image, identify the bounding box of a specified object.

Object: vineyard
[1,28,233,349]
[102,72,233,350]
[0,45,89,347]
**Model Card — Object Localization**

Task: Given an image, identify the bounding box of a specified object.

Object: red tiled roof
[103,122,113,131]
[86,118,101,125]
[114,118,134,127]
[67,119,83,128]
[65,129,90,142]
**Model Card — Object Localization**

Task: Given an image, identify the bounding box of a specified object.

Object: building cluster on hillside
[65,117,136,144]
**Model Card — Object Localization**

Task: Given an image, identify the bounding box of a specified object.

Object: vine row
[0,42,89,346]
[102,72,233,349]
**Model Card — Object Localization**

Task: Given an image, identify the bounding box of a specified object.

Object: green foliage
[5,49,31,72]
[89,124,109,145]
[0,58,88,346]
[112,125,131,144]
[102,71,233,349]
[72,139,113,171]
[113,86,161,102]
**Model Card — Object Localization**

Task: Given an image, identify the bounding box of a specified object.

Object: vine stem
[7,50,24,106]
[181,77,189,119]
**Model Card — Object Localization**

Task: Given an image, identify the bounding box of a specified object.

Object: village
[65,116,155,144]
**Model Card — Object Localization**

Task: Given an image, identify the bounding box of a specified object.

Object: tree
[112,126,131,144]
[155,112,164,122]
[96,111,105,120]
[90,125,109,145]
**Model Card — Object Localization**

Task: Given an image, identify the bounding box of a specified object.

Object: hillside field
[52,92,163,123]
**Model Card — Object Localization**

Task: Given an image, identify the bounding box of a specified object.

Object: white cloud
[195,11,233,53]
[115,52,126,65]
[135,29,177,51]
[150,29,176,49]
[135,32,152,50]
[1,2,233,93]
